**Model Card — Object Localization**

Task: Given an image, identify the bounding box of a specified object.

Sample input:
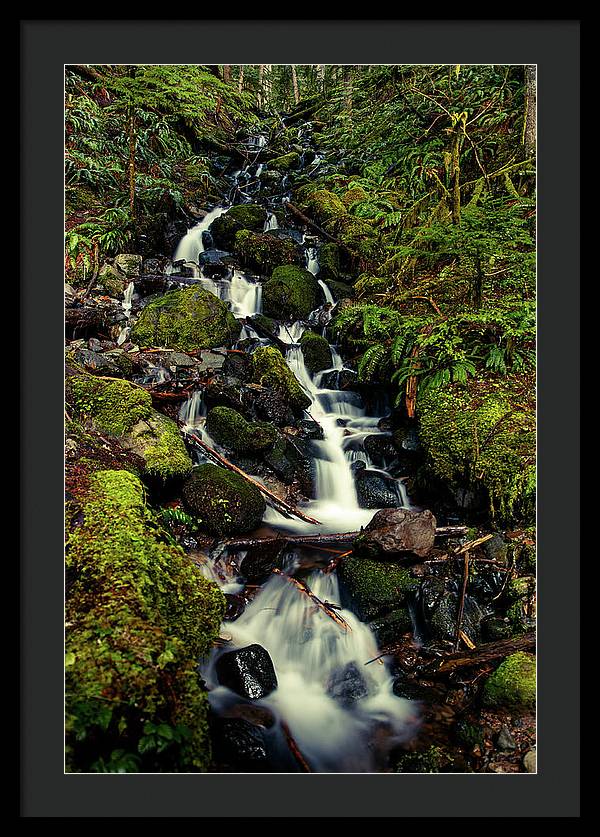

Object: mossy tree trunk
[238,65,244,93]
[222,64,231,84]
[450,112,467,225]
[291,64,300,105]
[127,66,137,222]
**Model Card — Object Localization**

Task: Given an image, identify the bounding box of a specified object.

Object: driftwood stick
[272,569,351,632]
[280,721,312,772]
[181,426,321,526]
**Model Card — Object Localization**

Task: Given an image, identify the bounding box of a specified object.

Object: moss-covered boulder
[481,652,536,710]
[267,151,301,172]
[66,374,192,480]
[97,263,127,298]
[114,253,142,277]
[418,383,536,523]
[263,264,321,321]
[182,464,266,537]
[337,555,419,621]
[66,470,225,773]
[251,346,311,411]
[209,204,267,250]
[131,286,241,351]
[234,230,302,273]
[342,187,368,209]
[206,406,277,453]
[317,242,341,282]
[300,189,381,267]
[303,189,347,227]
[299,330,332,374]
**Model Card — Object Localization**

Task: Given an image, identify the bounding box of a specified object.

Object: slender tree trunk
[450,112,466,225]
[222,65,231,84]
[127,66,137,222]
[257,64,264,108]
[524,65,536,158]
[343,66,353,114]
[316,64,325,91]
[263,64,272,109]
[238,65,245,93]
[291,64,300,105]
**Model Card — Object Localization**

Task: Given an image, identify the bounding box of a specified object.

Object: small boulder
[263,264,322,321]
[353,508,437,558]
[482,652,536,711]
[182,464,266,537]
[114,253,142,277]
[327,662,370,707]
[215,643,278,700]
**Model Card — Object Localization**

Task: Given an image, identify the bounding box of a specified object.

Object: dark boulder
[353,508,437,559]
[338,556,419,622]
[363,434,398,467]
[209,716,269,772]
[419,577,483,645]
[215,643,278,700]
[250,387,296,427]
[240,540,287,584]
[327,662,370,707]
[355,469,402,510]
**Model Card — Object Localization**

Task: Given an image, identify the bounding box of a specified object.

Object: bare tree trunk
[524,65,536,158]
[127,66,137,222]
[291,64,300,105]
[343,66,353,113]
[222,65,231,84]
[238,65,245,93]
[450,112,466,225]
[263,64,272,109]
[257,64,264,108]
[316,64,325,90]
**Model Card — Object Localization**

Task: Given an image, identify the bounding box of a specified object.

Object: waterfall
[172,206,228,273]
[264,211,279,231]
[117,281,136,345]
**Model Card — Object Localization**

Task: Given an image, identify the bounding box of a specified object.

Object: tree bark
[257,65,264,108]
[524,65,536,158]
[127,66,137,222]
[222,65,231,84]
[291,64,300,105]
[238,65,245,94]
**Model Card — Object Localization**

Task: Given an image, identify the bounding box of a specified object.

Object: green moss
[125,413,193,480]
[418,383,536,523]
[299,330,333,374]
[369,607,412,647]
[395,745,446,773]
[130,286,241,351]
[248,313,277,338]
[342,187,368,208]
[303,189,347,227]
[317,242,341,282]
[263,264,321,321]
[206,406,277,452]
[66,470,225,772]
[268,151,301,171]
[251,346,311,411]
[482,652,536,710]
[182,463,266,537]
[209,204,267,250]
[67,374,153,437]
[234,229,301,273]
[97,264,125,297]
[338,556,419,621]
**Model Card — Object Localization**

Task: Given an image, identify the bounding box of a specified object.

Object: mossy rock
[248,313,278,340]
[209,204,267,250]
[131,286,241,351]
[122,413,193,480]
[251,346,311,411]
[481,652,536,710]
[65,470,225,773]
[67,374,153,437]
[317,242,341,282]
[342,187,368,209]
[206,406,277,453]
[299,330,332,374]
[338,555,419,621]
[395,745,447,774]
[263,264,321,321]
[267,151,301,172]
[369,607,412,647]
[114,253,142,277]
[302,189,346,227]
[97,264,126,298]
[418,383,536,523]
[234,230,302,273]
[182,463,266,537]
[323,278,355,301]
[65,184,100,215]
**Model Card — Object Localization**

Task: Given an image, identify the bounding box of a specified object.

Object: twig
[272,568,351,632]
[454,551,470,651]
[281,721,312,772]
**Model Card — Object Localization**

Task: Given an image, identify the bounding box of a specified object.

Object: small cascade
[264,211,279,231]
[117,281,136,345]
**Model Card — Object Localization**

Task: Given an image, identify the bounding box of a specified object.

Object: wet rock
[251,387,296,427]
[481,615,512,642]
[114,253,142,277]
[420,577,483,645]
[215,643,278,700]
[393,674,440,703]
[262,265,321,321]
[392,426,421,454]
[350,459,367,474]
[209,716,269,772]
[354,508,437,559]
[235,229,302,273]
[355,469,401,510]
[223,593,246,621]
[223,351,251,382]
[327,662,369,707]
[210,204,267,250]
[299,330,332,374]
[496,725,517,751]
[182,464,266,537]
[198,248,235,278]
[240,539,286,583]
[222,703,276,729]
[369,607,413,647]
[319,368,358,391]
[484,533,509,564]
[297,418,324,440]
[204,380,246,413]
[338,556,419,621]
[363,434,398,467]
[481,652,536,711]
[68,347,124,377]
[65,283,77,304]
[206,406,277,453]
[263,435,313,494]
[195,349,228,374]
[142,257,169,275]
[251,346,311,412]
[87,337,104,353]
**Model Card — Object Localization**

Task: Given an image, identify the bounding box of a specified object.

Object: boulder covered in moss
[66,469,225,773]
[182,464,266,537]
[267,151,301,172]
[302,189,347,227]
[263,264,321,321]
[251,346,311,411]
[131,286,241,351]
[121,412,193,480]
[209,204,267,250]
[234,230,302,273]
[481,652,536,710]
[114,253,142,277]
[206,406,277,453]
[338,555,419,621]
[418,383,536,523]
[299,330,332,374]
[317,242,341,282]
[97,263,127,298]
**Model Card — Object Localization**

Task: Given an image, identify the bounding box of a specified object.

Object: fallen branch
[285,202,347,249]
[281,721,312,772]
[453,551,470,651]
[418,631,535,677]
[181,426,320,526]
[272,568,351,632]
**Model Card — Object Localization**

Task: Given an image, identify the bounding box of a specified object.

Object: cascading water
[173,186,416,773]
[117,280,135,345]
[172,205,228,273]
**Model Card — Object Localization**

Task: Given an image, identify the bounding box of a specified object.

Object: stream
[168,144,419,771]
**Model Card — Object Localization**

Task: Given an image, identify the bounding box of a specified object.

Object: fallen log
[272,568,351,632]
[417,632,535,677]
[181,426,321,526]
[285,201,347,249]
[223,525,468,551]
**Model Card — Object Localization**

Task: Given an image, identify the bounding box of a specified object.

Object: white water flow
[117,281,136,345]
[201,554,418,773]
[172,206,228,273]
[264,211,279,231]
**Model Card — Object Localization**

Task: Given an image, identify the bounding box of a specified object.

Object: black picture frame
[21,19,580,817]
